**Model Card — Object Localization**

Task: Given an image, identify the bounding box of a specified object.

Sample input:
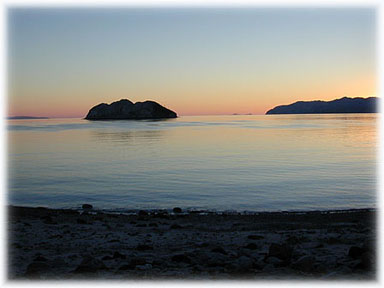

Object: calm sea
[8,114,377,212]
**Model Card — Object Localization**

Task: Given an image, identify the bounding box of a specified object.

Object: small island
[85,99,177,120]
[266,97,378,115]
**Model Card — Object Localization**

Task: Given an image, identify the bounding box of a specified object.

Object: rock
[138,210,148,216]
[130,257,147,266]
[119,264,134,271]
[247,235,264,240]
[207,253,229,267]
[321,271,340,279]
[113,251,126,259]
[118,257,147,270]
[233,256,254,272]
[136,244,153,251]
[33,255,48,262]
[268,243,293,261]
[285,235,302,245]
[262,264,275,272]
[82,204,93,209]
[76,218,89,225]
[170,224,183,229]
[25,261,50,276]
[362,238,375,253]
[50,257,67,269]
[136,264,152,271]
[153,211,169,219]
[171,254,192,264]
[291,255,316,272]
[355,252,374,270]
[265,256,284,266]
[196,242,210,248]
[211,247,227,255]
[85,99,177,120]
[244,243,258,250]
[348,246,365,259]
[74,256,106,273]
[173,207,182,213]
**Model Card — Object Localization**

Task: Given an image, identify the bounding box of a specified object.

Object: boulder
[85,99,177,120]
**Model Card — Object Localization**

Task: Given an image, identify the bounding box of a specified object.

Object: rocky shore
[8,206,376,280]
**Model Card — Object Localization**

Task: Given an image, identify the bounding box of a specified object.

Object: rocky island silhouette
[85,99,177,120]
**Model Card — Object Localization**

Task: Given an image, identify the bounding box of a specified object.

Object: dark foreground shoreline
[8,206,376,280]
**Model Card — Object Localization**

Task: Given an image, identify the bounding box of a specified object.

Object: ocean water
[8,114,377,212]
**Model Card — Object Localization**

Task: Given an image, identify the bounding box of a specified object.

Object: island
[266,97,378,115]
[85,99,177,120]
[8,116,49,120]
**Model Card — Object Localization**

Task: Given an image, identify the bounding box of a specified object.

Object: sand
[7,206,376,280]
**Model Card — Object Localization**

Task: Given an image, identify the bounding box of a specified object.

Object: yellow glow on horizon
[8,70,376,117]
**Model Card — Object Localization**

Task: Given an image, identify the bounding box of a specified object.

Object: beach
[8,206,376,280]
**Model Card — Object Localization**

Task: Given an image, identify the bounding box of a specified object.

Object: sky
[8,7,377,117]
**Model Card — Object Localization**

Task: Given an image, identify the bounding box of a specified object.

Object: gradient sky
[8,7,376,117]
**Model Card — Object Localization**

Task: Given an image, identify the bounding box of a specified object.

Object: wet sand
[8,206,376,280]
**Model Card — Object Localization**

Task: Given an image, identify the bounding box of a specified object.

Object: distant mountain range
[266,97,378,115]
[8,116,49,120]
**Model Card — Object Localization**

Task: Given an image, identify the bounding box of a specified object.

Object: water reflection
[7,114,378,211]
[91,129,166,144]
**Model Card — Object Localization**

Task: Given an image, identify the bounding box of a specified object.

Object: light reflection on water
[7,114,377,211]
